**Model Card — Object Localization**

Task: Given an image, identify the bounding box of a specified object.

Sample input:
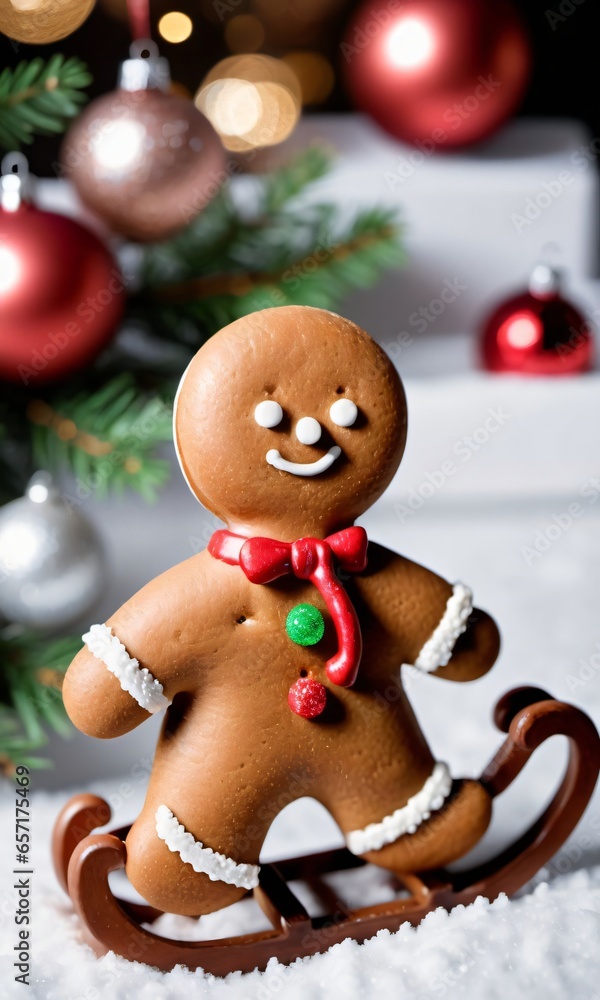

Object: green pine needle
[0,55,91,150]
[0,630,81,772]
[30,373,173,503]
[261,143,331,214]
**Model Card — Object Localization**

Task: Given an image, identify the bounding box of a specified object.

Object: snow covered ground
[0,775,599,1000]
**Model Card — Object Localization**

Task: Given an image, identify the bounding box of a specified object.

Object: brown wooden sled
[53,686,600,975]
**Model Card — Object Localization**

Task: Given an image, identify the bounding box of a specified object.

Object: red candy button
[288,677,327,719]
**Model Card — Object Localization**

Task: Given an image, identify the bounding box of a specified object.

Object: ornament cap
[119,39,171,93]
[529,262,561,300]
[1,152,31,212]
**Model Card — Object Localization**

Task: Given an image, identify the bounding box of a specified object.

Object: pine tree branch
[260,143,331,214]
[28,373,174,503]
[133,206,404,345]
[132,149,404,351]
[0,55,91,150]
[0,629,80,773]
[152,217,400,303]
[139,147,342,287]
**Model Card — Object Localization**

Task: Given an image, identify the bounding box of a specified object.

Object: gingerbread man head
[174,306,407,537]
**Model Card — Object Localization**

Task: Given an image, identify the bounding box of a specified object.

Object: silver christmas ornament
[0,473,106,631]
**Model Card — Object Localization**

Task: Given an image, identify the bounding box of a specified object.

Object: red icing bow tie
[208,527,368,689]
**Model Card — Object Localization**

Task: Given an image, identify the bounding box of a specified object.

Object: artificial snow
[0,776,599,1000]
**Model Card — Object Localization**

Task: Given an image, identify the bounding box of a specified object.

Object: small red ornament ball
[0,204,125,385]
[481,268,593,376]
[342,0,531,149]
[288,677,327,719]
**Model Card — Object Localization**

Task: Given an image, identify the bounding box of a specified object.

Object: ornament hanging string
[127,0,151,40]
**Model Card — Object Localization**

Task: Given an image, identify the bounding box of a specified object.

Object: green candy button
[286,603,325,646]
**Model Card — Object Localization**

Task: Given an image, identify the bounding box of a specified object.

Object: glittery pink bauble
[62,89,225,243]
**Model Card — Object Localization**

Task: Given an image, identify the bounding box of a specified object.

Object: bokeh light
[503,314,540,350]
[202,79,263,138]
[0,246,21,295]
[158,11,193,44]
[0,521,45,574]
[283,52,335,105]
[29,481,50,503]
[196,55,301,152]
[91,119,146,174]
[386,17,435,69]
[0,172,21,213]
[225,14,265,54]
[8,0,42,9]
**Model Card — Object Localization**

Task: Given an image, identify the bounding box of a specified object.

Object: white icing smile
[266,445,341,477]
[257,396,358,477]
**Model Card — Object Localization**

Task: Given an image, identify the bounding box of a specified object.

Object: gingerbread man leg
[124,765,283,916]
[317,692,492,874]
[324,770,492,874]
[350,780,491,874]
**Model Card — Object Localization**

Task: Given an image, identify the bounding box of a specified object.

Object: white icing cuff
[155,805,260,891]
[346,761,453,855]
[82,623,170,714]
[413,582,473,673]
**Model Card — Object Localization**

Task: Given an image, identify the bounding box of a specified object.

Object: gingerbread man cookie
[63,306,500,917]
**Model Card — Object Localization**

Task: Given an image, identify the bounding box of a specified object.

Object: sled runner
[53,686,600,976]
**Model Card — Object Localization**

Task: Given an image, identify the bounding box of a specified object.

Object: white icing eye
[254,400,283,428]
[296,416,322,445]
[330,398,358,427]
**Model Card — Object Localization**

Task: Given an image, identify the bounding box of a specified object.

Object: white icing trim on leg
[346,761,453,855]
[413,583,473,673]
[155,805,260,891]
[82,623,170,714]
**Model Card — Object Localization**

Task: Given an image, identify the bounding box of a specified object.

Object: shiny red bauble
[342,0,531,149]
[0,203,125,385]
[481,275,593,376]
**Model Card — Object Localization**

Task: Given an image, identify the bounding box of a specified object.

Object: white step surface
[278,115,600,339]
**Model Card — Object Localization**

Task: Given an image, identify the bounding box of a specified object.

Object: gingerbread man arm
[424,605,500,682]
[63,551,224,739]
[356,542,500,682]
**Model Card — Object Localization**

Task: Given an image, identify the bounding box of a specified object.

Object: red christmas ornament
[62,42,225,243]
[0,155,125,387]
[288,677,328,719]
[342,0,531,150]
[480,264,594,376]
